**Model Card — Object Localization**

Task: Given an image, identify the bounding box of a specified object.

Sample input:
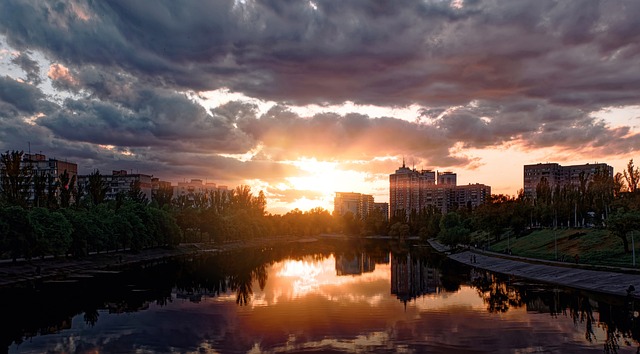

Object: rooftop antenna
[402,156,405,168]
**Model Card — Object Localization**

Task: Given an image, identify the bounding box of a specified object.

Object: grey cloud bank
[0,0,639,192]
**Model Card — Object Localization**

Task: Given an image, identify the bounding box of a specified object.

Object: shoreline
[426,238,640,300]
[0,236,304,289]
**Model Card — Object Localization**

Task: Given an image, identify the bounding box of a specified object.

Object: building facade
[0,153,78,205]
[389,163,490,216]
[77,170,153,202]
[334,192,375,219]
[174,179,226,199]
[523,162,614,199]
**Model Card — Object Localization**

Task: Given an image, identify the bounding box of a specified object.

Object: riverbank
[0,236,303,288]
[427,239,640,300]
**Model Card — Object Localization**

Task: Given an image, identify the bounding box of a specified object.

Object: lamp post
[633,231,636,267]
[554,229,557,261]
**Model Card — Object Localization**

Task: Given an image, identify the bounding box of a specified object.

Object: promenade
[438,242,640,300]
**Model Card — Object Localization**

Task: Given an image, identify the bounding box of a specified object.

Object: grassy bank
[485,228,640,268]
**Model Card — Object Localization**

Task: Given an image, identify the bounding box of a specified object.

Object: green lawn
[484,228,640,268]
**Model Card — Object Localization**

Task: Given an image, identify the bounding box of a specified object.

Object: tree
[388,222,410,239]
[152,185,174,208]
[59,169,76,208]
[607,208,640,253]
[127,180,148,204]
[438,212,471,248]
[624,159,639,193]
[28,207,72,258]
[32,171,47,208]
[87,170,108,205]
[0,150,32,207]
[46,173,59,209]
[613,172,626,197]
[0,206,31,261]
[363,207,388,236]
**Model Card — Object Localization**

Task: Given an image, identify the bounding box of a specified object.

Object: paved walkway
[449,250,640,299]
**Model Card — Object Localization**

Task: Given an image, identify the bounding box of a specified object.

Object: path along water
[434,240,640,299]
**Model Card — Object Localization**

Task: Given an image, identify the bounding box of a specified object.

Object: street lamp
[632,231,636,267]
[554,229,557,261]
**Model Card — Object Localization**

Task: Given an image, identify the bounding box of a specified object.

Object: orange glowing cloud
[48,63,77,87]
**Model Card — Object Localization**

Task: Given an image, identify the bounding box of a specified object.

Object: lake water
[3,239,639,353]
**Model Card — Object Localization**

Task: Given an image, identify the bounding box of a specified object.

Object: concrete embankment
[429,238,640,299]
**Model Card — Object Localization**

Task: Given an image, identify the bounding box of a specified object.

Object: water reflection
[4,239,640,353]
[469,269,640,353]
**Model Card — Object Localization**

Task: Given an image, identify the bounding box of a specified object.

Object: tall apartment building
[334,192,375,219]
[77,170,153,201]
[523,162,614,198]
[389,163,437,214]
[389,163,490,216]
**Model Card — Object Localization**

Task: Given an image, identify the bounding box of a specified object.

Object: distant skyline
[1,1,639,214]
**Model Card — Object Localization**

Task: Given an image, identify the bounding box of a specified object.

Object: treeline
[430,160,640,252]
[0,150,181,260]
[3,147,640,259]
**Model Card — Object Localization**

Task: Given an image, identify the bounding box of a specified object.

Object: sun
[283,158,369,211]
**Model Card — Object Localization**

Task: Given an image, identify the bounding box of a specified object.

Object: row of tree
[434,160,640,252]
[0,150,182,260]
[2,147,640,258]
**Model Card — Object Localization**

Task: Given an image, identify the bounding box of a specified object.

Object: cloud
[0,0,640,211]
[0,76,46,115]
[0,0,636,108]
[39,88,255,153]
[11,52,41,85]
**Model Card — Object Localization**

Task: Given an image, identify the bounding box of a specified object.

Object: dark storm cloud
[0,0,639,185]
[0,76,45,114]
[39,87,254,153]
[10,52,41,85]
[2,0,638,107]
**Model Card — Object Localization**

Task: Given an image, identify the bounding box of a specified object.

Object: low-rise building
[523,162,614,199]
[77,170,153,202]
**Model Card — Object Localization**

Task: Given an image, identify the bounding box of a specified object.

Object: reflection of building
[389,162,490,216]
[333,192,375,219]
[523,162,614,199]
[335,253,375,276]
[391,252,441,304]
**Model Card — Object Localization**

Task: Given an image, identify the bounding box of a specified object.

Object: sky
[1,0,640,214]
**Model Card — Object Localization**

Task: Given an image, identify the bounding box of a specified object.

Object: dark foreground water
[3,239,640,353]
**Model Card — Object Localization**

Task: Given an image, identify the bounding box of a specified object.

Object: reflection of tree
[568,295,595,342]
[599,300,640,353]
[471,271,522,313]
[83,309,99,327]
[470,270,640,352]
